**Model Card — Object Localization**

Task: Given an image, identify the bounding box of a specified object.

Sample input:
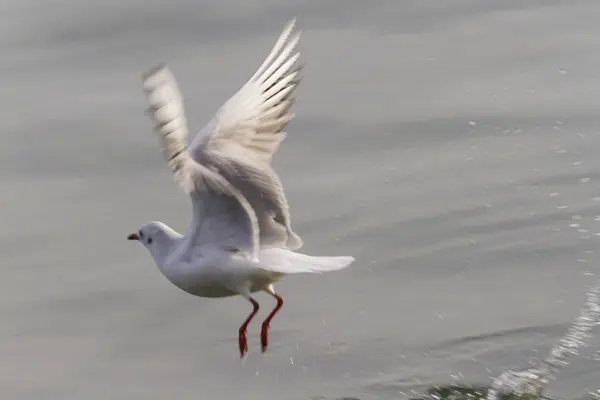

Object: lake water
[2,1,600,399]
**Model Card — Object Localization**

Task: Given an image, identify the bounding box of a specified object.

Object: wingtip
[280,18,301,46]
[287,19,301,40]
[286,231,303,250]
[141,63,174,92]
[286,17,297,30]
[291,64,305,84]
[142,63,166,79]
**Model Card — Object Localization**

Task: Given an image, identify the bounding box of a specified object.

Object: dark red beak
[127,233,140,241]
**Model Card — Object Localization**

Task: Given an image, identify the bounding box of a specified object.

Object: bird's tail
[259,247,355,274]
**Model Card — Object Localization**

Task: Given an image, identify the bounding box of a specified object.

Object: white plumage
[129,19,355,358]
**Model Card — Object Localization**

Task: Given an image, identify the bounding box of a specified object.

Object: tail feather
[259,248,355,274]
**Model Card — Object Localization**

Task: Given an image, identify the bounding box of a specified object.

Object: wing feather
[142,20,304,251]
[142,65,259,257]
[188,19,301,164]
[186,20,304,250]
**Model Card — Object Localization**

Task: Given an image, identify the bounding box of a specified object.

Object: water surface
[2,1,600,399]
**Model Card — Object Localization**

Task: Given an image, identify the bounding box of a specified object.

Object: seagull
[128,19,356,358]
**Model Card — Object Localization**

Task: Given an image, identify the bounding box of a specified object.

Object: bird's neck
[151,231,184,268]
[152,235,190,290]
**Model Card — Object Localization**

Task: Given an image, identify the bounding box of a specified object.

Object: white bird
[128,19,355,358]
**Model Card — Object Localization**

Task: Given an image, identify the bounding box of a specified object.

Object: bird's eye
[139,230,144,239]
[147,237,153,245]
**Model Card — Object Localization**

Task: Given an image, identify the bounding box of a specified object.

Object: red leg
[239,297,259,358]
[260,292,284,353]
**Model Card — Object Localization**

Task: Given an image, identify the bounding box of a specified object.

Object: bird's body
[129,19,355,358]
[140,221,282,298]
[139,221,351,299]
[158,248,283,300]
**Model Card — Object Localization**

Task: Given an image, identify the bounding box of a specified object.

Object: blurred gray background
[2,1,600,399]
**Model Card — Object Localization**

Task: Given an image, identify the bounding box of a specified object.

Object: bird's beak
[127,233,140,241]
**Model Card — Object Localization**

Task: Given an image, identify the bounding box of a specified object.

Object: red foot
[260,324,272,353]
[238,329,249,358]
[238,298,259,358]
[260,294,284,353]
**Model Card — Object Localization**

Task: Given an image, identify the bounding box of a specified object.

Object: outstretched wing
[189,19,304,249]
[142,65,259,257]
[189,18,301,164]
[142,19,304,251]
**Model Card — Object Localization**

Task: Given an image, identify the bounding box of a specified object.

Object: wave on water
[407,278,600,400]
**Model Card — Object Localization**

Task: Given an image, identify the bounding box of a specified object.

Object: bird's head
[127,221,181,263]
